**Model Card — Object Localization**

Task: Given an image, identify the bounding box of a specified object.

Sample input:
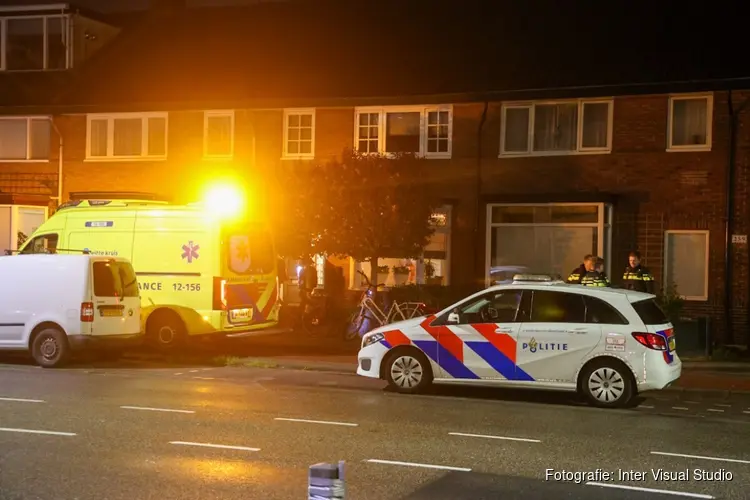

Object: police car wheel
[385,349,432,394]
[31,328,70,368]
[580,359,634,408]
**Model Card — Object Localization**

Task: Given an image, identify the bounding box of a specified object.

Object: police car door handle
[567,327,588,334]
[494,328,513,334]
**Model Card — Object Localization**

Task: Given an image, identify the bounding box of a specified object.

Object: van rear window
[93,261,139,298]
[632,298,669,325]
[226,230,274,275]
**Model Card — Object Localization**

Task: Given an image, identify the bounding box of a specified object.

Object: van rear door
[89,259,140,336]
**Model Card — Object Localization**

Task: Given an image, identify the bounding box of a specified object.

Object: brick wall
[50,91,749,344]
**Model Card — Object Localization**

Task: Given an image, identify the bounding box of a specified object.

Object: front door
[516,290,602,383]
[91,260,140,336]
[439,289,527,381]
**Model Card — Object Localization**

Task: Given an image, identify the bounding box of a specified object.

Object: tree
[273,149,440,285]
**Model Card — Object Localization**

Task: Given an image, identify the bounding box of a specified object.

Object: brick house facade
[1,1,749,345]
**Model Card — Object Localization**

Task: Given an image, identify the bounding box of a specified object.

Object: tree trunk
[369,256,379,287]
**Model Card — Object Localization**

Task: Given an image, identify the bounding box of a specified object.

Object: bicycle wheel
[344,309,365,340]
[400,303,426,320]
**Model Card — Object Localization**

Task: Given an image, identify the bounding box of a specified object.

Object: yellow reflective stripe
[642,276,653,281]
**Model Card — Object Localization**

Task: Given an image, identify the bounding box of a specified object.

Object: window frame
[499,99,614,157]
[85,112,169,161]
[0,14,71,71]
[203,110,235,159]
[663,229,710,301]
[0,115,51,162]
[353,105,454,159]
[281,108,316,160]
[666,93,713,152]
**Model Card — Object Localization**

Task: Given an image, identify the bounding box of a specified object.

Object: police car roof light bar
[512,274,555,282]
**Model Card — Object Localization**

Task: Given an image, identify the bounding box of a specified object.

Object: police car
[356,275,681,408]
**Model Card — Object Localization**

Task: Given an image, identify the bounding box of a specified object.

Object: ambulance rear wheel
[146,311,186,350]
[31,327,71,368]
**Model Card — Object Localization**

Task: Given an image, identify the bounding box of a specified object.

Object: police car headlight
[362,332,385,348]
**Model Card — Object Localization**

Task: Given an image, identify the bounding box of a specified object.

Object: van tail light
[81,302,94,322]
[213,277,227,311]
[632,332,667,351]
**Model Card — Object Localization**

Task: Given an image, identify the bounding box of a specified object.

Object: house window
[668,95,712,151]
[86,113,168,160]
[0,16,69,71]
[354,106,453,158]
[204,110,234,158]
[664,230,709,301]
[0,117,50,161]
[282,109,315,159]
[500,99,613,156]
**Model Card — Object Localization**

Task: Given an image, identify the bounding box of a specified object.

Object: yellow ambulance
[16,189,281,348]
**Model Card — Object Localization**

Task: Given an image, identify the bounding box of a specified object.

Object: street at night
[1,359,749,499]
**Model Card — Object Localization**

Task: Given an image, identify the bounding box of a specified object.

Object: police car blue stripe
[464,341,517,380]
[380,340,392,349]
[413,340,480,380]
[656,329,674,363]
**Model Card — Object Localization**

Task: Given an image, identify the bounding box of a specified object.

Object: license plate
[230,308,252,321]
[668,337,676,351]
[101,309,122,317]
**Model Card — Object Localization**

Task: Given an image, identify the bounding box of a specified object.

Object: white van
[0,254,142,367]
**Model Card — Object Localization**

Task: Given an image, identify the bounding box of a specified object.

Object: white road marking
[586,482,713,498]
[707,409,724,413]
[170,441,260,452]
[714,403,731,407]
[120,406,195,414]
[192,377,215,380]
[671,406,690,411]
[0,427,76,437]
[682,401,699,404]
[638,405,655,409]
[366,459,471,472]
[448,432,540,443]
[743,411,750,415]
[189,370,199,373]
[274,417,358,427]
[651,451,750,465]
[0,397,45,403]
[173,373,184,376]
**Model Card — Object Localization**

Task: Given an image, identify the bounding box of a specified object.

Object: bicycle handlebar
[356,269,387,290]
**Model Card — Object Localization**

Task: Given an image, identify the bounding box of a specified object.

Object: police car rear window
[632,298,669,325]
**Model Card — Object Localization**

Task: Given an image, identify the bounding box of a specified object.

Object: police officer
[581,257,610,287]
[622,250,654,293]
[567,254,595,284]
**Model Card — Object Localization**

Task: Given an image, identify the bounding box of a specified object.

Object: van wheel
[31,328,70,368]
[579,358,634,408]
[146,311,186,350]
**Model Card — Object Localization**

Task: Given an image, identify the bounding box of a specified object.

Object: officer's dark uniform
[622,265,655,293]
[581,270,610,287]
[566,264,588,284]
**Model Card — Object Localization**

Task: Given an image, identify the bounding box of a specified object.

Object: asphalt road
[0,361,749,499]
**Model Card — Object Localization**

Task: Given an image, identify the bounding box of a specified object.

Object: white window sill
[0,159,50,163]
[666,146,711,153]
[498,149,611,158]
[356,151,452,160]
[680,295,709,301]
[84,156,168,162]
[281,155,315,161]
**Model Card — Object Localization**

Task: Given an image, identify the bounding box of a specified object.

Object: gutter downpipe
[726,90,750,347]
[476,102,489,288]
[50,119,63,208]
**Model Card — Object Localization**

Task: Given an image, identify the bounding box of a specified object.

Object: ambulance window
[227,230,275,274]
[116,262,139,297]
[20,233,58,254]
[92,261,120,297]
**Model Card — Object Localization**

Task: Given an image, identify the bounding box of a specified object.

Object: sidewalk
[226,355,750,394]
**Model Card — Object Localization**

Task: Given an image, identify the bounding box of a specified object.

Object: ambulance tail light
[213,277,227,310]
[631,332,666,351]
[81,302,95,322]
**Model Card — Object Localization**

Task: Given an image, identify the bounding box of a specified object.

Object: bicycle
[344,270,426,340]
